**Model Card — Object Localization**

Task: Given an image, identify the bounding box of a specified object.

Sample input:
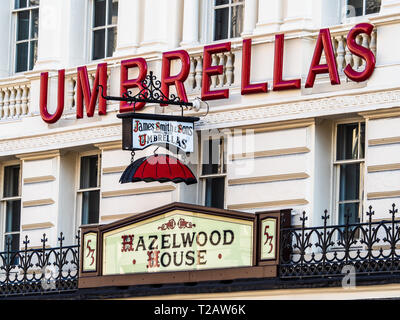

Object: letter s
[344,23,376,82]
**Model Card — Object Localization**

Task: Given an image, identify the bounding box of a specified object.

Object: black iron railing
[0,232,80,297]
[3,204,400,297]
[279,204,400,279]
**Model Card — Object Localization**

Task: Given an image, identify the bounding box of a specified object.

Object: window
[345,0,381,17]
[200,136,226,209]
[213,0,244,41]
[77,154,100,226]
[334,122,365,226]
[91,0,118,60]
[13,0,39,73]
[1,165,21,257]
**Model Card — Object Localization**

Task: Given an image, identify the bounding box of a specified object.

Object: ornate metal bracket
[97,71,193,116]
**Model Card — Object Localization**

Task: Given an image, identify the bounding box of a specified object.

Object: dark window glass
[366,0,381,14]
[29,40,38,71]
[4,233,20,265]
[108,0,118,25]
[29,0,39,6]
[339,202,360,225]
[81,190,100,225]
[92,0,117,60]
[80,155,99,189]
[5,234,20,251]
[214,8,229,41]
[107,27,117,57]
[336,122,365,227]
[347,0,363,16]
[30,9,39,38]
[215,0,229,5]
[93,29,105,60]
[205,177,225,209]
[336,123,359,160]
[15,0,27,9]
[17,11,29,41]
[94,0,106,27]
[16,42,28,73]
[15,4,39,72]
[3,166,20,198]
[360,123,365,159]
[339,164,360,201]
[5,200,21,233]
[202,139,223,175]
[230,4,243,38]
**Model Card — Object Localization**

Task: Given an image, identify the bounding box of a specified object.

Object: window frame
[12,1,40,74]
[332,119,366,226]
[0,161,22,253]
[211,0,245,42]
[199,134,227,209]
[76,151,101,228]
[342,0,381,23]
[90,0,118,61]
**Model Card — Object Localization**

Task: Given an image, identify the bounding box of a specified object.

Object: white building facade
[0,0,398,269]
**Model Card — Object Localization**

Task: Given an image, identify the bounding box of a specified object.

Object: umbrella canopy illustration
[119,154,197,185]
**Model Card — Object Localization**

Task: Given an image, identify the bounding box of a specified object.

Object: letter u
[173,251,184,266]
[40,70,65,124]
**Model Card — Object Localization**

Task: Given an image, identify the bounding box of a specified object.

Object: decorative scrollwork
[0,232,80,297]
[279,204,400,279]
[157,219,176,231]
[98,71,193,116]
[177,218,196,229]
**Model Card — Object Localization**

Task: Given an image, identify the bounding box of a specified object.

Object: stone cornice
[197,87,400,128]
[0,124,121,157]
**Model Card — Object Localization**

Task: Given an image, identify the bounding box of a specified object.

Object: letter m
[76,63,108,118]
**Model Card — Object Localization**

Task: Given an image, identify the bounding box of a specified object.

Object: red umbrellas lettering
[119,154,197,185]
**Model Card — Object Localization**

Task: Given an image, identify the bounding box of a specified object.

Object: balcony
[0,204,400,298]
[280,204,400,279]
[0,233,79,297]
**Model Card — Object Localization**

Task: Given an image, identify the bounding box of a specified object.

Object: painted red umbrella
[119,154,197,185]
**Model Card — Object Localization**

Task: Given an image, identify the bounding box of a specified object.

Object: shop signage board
[117,112,199,153]
[260,218,277,261]
[82,232,98,272]
[132,119,194,152]
[39,23,376,124]
[79,203,291,289]
[131,118,194,152]
[102,210,253,275]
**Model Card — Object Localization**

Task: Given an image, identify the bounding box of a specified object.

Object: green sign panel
[102,210,253,275]
[83,233,97,272]
[260,218,277,260]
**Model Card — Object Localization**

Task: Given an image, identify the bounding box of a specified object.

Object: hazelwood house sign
[40,23,376,124]
[79,203,290,288]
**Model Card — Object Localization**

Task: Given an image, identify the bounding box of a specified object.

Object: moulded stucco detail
[201,89,400,125]
[1,89,400,155]
[0,125,121,156]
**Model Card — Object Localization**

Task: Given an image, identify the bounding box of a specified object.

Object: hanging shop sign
[94,71,200,186]
[131,118,194,152]
[118,112,198,153]
[78,203,291,289]
[39,23,376,124]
